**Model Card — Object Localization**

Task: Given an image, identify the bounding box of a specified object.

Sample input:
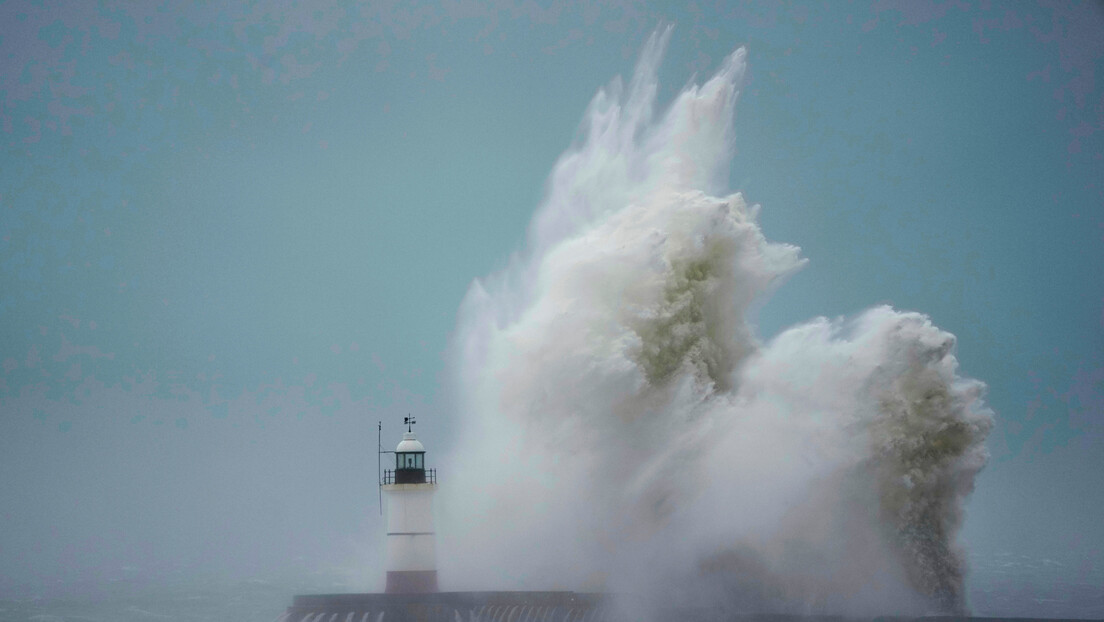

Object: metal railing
[381,468,436,485]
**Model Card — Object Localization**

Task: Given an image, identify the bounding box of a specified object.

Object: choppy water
[965,552,1104,620]
[0,580,289,622]
[2,554,1100,622]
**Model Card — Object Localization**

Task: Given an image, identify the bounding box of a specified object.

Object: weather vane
[404,415,416,433]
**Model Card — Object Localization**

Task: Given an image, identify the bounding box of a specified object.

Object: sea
[1,553,1100,622]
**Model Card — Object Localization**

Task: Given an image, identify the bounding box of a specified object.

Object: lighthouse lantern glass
[397,452,423,470]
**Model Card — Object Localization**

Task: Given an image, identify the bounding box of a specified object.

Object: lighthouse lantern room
[381,417,438,594]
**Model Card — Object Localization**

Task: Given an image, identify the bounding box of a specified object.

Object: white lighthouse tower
[381,417,438,594]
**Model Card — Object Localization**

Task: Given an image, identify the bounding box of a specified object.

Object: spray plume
[439,30,992,616]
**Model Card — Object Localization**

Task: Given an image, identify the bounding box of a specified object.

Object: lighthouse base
[385,570,438,594]
[284,591,605,622]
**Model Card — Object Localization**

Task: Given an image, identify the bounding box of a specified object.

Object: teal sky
[1,0,1102,607]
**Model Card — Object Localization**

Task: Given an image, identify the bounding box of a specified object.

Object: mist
[438,31,993,616]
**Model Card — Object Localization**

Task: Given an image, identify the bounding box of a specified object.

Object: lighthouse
[381,417,438,594]
[283,416,608,620]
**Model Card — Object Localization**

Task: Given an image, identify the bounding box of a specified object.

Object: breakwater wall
[281,592,1101,622]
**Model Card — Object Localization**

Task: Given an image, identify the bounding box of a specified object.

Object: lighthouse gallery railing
[381,468,436,485]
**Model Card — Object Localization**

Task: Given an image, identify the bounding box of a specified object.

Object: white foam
[439,33,992,616]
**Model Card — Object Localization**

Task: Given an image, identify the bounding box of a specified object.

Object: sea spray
[439,30,992,616]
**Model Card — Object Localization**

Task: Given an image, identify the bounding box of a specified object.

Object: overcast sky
[1,0,1102,605]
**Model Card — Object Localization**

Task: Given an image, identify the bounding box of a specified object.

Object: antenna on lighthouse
[377,424,395,517]
[377,421,382,515]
